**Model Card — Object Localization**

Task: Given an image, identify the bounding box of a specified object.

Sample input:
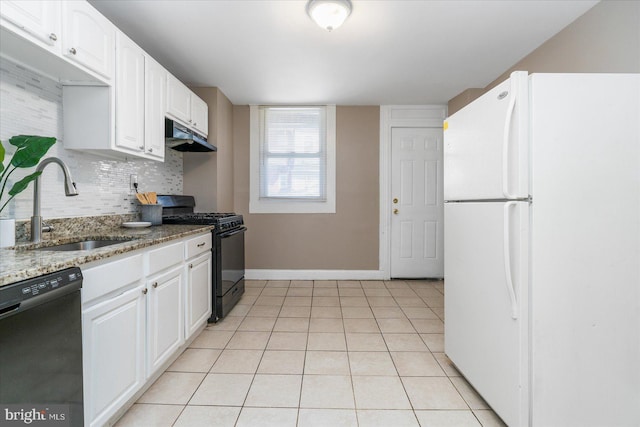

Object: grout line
[122,278,454,426]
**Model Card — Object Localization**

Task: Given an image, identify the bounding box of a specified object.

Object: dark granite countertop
[0,222,214,287]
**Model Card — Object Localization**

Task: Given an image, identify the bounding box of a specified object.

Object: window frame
[250,104,336,214]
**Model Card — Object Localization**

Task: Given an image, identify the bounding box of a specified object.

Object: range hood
[165,118,217,152]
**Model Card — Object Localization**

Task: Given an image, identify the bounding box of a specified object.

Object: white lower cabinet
[81,233,211,426]
[184,233,213,339]
[82,284,145,427]
[185,251,212,339]
[146,264,184,377]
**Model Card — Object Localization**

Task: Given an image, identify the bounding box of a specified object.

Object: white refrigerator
[444,71,639,427]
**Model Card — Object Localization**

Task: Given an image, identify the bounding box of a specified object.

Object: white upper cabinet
[64,29,166,161]
[115,31,145,153]
[0,0,61,53]
[167,73,208,136]
[2,0,200,161]
[61,0,115,80]
[191,96,209,136]
[166,74,192,124]
[114,31,165,160]
[145,56,167,160]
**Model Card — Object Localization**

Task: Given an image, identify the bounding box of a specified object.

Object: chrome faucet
[31,157,79,242]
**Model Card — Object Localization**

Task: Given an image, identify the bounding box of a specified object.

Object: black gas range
[158,195,246,322]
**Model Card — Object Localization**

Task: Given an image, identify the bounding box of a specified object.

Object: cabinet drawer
[145,241,184,276]
[185,233,212,259]
[82,254,144,305]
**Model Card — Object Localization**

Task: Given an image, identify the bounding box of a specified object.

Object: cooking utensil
[147,192,157,204]
[136,193,149,204]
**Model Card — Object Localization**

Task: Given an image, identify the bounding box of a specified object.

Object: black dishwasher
[0,267,84,426]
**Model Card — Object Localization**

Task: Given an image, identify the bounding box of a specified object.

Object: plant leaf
[10,136,56,168]
[8,171,42,196]
[0,140,5,174]
[8,135,33,148]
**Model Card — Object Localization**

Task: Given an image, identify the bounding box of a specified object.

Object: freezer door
[444,201,528,427]
[444,71,529,201]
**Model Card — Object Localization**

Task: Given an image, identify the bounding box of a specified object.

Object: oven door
[218,226,246,296]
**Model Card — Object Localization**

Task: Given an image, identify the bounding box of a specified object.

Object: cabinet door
[144,56,166,161]
[0,0,61,52]
[185,251,212,339]
[191,95,208,136]
[115,31,145,153]
[82,286,145,427]
[147,265,184,377]
[166,73,191,124]
[61,0,114,80]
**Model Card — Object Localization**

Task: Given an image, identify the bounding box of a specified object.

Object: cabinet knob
[69,47,77,55]
[189,263,193,269]
[139,146,144,150]
[142,288,148,295]
[393,198,398,204]
[152,282,158,288]
[148,148,153,153]
[193,122,197,126]
[188,119,193,123]
[49,33,57,42]
[393,209,399,214]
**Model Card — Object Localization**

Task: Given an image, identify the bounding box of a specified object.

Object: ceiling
[89,0,598,105]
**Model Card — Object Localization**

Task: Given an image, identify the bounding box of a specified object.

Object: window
[250,105,336,213]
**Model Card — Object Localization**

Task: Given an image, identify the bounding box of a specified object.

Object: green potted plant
[0,135,57,247]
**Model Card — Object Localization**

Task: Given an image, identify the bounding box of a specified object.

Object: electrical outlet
[130,174,138,194]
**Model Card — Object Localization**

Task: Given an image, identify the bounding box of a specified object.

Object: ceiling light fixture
[306,0,352,32]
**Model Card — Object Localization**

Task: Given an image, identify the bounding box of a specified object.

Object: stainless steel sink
[32,239,134,252]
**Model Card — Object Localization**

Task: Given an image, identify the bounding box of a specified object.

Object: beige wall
[448,88,485,118]
[448,1,640,114]
[233,106,380,270]
[183,87,234,212]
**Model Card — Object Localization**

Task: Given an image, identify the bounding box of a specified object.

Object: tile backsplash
[0,57,183,220]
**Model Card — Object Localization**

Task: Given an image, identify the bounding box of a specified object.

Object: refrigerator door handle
[502,84,518,199]
[503,201,519,319]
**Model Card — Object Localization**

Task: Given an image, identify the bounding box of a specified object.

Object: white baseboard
[245,269,387,281]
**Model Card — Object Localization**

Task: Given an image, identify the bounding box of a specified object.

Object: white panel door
[61,1,114,80]
[115,31,145,152]
[82,286,145,427]
[166,73,191,124]
[144,56,166,160]
[185,252,212,339]
[444,71,528,201]
[147,265,184,377]
[0,0,61,52]
[390,127,443,278]
[444,201,528,427]
[191,95,208,136]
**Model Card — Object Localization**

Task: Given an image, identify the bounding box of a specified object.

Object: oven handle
[219,226,247,238]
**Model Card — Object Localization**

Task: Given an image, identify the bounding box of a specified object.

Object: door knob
[393,209,399,214]
[393,198,398,204]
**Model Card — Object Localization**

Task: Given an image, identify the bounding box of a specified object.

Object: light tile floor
[115,280,506,427]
